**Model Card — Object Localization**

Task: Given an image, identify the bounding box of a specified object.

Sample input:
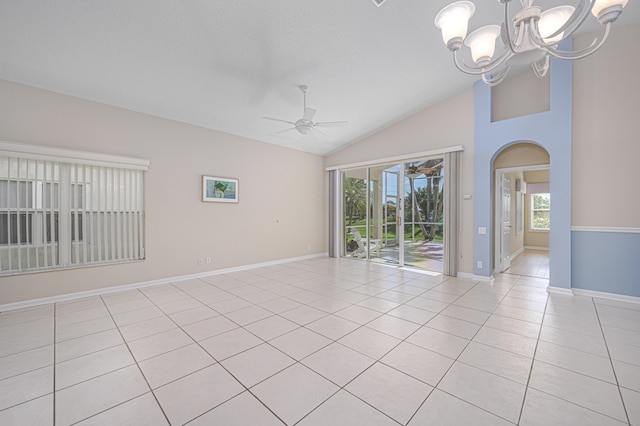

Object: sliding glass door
[341,158,444,273]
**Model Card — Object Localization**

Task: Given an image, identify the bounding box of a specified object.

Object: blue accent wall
[473,40,573,291]
[572,231,640,297]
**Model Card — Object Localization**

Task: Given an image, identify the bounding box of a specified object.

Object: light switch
[478,227,487,235]
[463,194,472,200]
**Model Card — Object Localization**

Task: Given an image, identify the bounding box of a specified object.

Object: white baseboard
[457,272,494,283]
[546,286,573,296]
[572,288,640,305]
[546,286,639,304]
[510,247,524,258]
[0,253,328,312]
[524,246,549,251]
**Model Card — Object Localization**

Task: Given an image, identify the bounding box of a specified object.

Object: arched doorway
[492,143,550,279]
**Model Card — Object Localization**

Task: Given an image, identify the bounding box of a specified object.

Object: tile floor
[1,258,639,425]
[506,250,550,279]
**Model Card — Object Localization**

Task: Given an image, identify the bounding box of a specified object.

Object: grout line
[405,277,519,425]
[136,281,290,425]
[95,291,172,426]
[516,286,549,424]
[593,299,632,426]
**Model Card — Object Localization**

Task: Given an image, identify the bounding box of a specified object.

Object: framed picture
[202,176,239,203]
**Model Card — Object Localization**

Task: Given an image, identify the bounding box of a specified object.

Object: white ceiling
[1,0,638,156]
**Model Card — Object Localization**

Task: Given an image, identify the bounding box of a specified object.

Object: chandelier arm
[536,23,611,60]
[502,0,518,53]
[544,0,595,41]
[532,56,549,78]
[452,49,512,76]
[481,67,511,86]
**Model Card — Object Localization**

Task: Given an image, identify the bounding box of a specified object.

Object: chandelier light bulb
[465,24,502,63]
[591,0,628,18]
[434,1,475,50]
[539,6,575,44]
[591,0,628,23]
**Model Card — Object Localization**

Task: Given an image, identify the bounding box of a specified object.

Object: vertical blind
[0,151,146,275]
[443,150,460,277]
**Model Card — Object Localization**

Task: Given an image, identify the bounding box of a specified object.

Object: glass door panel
[342,169,368,260]
[368,164,401,265]
[403,159,444,272]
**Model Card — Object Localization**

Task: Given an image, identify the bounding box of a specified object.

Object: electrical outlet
[206,257,211,264]
[198,258,204,265]
[477,261,483,269]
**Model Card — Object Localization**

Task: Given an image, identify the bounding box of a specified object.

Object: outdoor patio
[370,241,443,273]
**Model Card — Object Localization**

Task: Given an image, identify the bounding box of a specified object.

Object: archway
[492,143,550,278]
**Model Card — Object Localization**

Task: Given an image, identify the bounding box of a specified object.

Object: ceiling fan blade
[418,168,436,173]
[313,127,328,136]
[303,108,317,121]
[314,121,348,127]
[274,127,297,134]
[262,117,296,125]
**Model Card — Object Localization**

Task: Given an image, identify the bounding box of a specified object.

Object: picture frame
[202,175,239,203]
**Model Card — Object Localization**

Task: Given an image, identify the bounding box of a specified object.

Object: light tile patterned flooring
[1,258,639,425]
[506,249,550,279]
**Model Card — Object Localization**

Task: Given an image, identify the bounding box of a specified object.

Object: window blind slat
[132,170,139,260]
[41,162,48,268]
[97,167,104,262]
[73,165,79,265]
[110,168,116,261]
[88,165,95,263]
[116,168,122,261]
[127,170,133,260]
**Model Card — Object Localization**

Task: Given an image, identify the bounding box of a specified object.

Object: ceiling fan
[407,165,441,178]
[262,85,347,135]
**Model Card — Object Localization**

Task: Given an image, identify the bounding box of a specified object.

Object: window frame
[530,192,550,231]
[0,141,149,276]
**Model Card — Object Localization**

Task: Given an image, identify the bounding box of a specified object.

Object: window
[0,143,148,275]
[531,193,550,230]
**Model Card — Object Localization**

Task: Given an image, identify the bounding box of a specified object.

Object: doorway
[341,158,445,273]
[494,164,550,279]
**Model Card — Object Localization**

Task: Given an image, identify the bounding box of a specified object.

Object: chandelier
[434,0,628,85]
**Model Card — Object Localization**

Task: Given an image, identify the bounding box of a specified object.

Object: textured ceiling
[1,0,638,155]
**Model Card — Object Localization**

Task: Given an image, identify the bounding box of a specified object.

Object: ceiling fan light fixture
[296,124,314,135]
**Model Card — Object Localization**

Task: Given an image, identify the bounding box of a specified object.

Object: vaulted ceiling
[1,1,638,155]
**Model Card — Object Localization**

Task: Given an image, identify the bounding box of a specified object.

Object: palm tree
[406,159,444,241]
[344,178,366,226]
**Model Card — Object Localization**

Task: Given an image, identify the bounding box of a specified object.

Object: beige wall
[572,23,640,228]
[492,69,550,122]
[0,80,327,304]
[493,143,550,169]
[325,88,476,274]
